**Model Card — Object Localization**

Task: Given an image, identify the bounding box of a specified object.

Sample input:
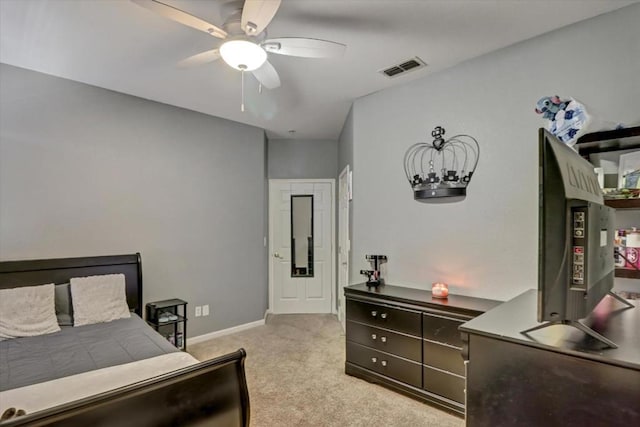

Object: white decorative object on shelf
[618,151,640,189]
[535,95,625,147]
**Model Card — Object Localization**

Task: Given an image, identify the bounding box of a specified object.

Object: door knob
[273,252,283,259]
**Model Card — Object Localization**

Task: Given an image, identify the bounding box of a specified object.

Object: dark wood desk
[460,289,640,427]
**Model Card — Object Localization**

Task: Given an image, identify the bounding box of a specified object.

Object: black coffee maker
[360,255,387,288]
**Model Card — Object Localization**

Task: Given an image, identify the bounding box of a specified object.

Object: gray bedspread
[0,314,178,391]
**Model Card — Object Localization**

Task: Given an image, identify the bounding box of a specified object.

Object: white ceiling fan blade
[252,61,281,89]
[241,0,282,35]
[131,0,227,39]
[178,49,221,67]
[262,38,346,58]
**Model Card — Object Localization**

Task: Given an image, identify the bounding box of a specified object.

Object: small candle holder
[432,282,449,299]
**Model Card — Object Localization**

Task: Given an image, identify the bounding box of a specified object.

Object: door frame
[268,179,336,315]
[337,165,351,330]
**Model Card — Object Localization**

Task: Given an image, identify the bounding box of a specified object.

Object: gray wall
[338,107,355,287]
[338,107,354,175]
[268,138,338,179]
[347,4,640,301]
[0,64,268,337]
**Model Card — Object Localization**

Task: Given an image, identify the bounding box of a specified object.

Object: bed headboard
[0,253,143,315]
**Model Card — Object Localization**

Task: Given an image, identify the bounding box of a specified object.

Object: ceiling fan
[132,0,346,110]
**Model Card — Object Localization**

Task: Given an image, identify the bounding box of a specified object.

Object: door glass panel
[291,194,314,277]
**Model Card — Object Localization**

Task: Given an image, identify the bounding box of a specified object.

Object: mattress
[0,352,199,415]
[0,314,178,391]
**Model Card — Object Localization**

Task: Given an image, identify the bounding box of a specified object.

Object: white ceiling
[1,0,636,139]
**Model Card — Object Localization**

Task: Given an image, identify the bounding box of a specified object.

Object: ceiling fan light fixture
[220,39,267,71]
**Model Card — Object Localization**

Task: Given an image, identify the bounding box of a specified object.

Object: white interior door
[269,180,334,314]
[338,166,351,331]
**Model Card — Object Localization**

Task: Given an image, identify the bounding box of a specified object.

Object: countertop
[460,289,640,370]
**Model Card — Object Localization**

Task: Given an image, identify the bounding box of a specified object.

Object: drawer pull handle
[381,360,387,367]
[371,357,377,363]
[371,311,378,317]
[380,336,387,343]
[380,313,387,319]
[371,334,377,340]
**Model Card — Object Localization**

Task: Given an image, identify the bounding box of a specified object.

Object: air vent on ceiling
[379,57,427,78]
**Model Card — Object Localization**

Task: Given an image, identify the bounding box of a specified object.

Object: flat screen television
[522,129,631,348]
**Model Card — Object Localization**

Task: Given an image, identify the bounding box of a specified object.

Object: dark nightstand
[146,299,188,351]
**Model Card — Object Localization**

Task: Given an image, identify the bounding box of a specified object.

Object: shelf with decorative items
[574,126,640,157]
[615,268,640,280]
[146,298,188,351]
[605,198,640,210]
[574,127,640,283]
[615,232,640,280]
[575,126,640,209]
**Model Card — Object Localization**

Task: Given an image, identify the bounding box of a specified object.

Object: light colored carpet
[188,314,464,427]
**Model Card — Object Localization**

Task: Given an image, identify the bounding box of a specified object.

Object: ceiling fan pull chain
[241,69,245,112]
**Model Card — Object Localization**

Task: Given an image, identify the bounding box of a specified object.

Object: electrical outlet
[195,306,202,317]
[202,305,209,316]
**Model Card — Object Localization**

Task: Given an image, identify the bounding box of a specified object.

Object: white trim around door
[268,179,337,314]
[338,166,351,331]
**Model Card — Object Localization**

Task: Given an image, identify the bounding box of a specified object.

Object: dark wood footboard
[2,349,250,427]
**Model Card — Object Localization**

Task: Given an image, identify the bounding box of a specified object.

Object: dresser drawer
[423,340,464,376]
[423,365,465,404]
[347,342,422,388]
[423,313,465,347]
[347,321,421,363]
[347,299,421,336]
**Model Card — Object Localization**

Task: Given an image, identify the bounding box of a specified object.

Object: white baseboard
[189,319,265,345]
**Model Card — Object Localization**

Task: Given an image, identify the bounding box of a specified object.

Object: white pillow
[70,274,131,326]
[0,283,61,340]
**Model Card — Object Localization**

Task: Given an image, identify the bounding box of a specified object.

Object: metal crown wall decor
[403,126,480,203]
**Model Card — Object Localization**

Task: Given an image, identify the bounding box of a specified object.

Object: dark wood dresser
[345,283,500,415]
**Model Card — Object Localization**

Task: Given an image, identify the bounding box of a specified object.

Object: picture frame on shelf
[618,151,640,189]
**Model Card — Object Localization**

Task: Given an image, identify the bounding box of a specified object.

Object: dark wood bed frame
[0,253,250,427]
